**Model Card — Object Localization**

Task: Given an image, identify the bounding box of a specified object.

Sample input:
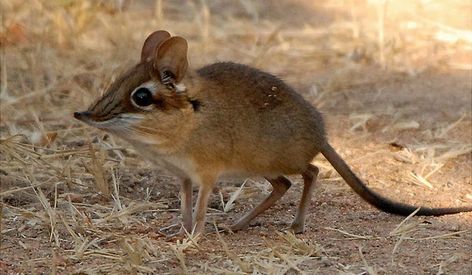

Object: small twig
[359,246,377,275]
[390,207,420,236]
[404,230,469,241]
[391,232,406,265]
[324,227,375,240]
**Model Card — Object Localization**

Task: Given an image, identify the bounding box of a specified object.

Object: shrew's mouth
[73,111,91,121]
[74,111,115,128]
[74,111,144,132]
[74,111,118,123]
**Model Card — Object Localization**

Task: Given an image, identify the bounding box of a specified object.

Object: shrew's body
[75,30,472,235]
[187,62,325,177]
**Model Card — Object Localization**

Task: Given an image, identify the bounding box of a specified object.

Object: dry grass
[1,0,471,274]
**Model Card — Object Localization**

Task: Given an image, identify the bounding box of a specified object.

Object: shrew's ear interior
[141,30,171,62]
[154,36,188,84]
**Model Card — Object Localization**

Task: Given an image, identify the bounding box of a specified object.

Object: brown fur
[75,30,472,236]
[183,62,326,177]
[87,62,152,120]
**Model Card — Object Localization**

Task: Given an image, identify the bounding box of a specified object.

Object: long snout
[73,111,91,121]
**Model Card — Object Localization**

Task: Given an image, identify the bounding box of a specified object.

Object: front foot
[288,222,305,234]
[160,225,200,242]
[159,222,195,238]
[159,223,182,237]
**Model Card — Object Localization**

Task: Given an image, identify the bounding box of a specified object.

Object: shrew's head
[75,30,196,146]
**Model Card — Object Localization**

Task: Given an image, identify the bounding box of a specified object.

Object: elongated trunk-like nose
[74,111,91,120]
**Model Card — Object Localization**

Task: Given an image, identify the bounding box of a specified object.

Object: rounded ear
[141,30,171,62]
[154,36,188,84]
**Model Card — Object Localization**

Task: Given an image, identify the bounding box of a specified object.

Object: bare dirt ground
[1,0,471,274]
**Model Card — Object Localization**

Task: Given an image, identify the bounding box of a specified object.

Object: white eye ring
[130,81,158,111]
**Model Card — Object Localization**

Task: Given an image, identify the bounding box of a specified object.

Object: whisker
[118,114,145,121]
[134,125,157,132]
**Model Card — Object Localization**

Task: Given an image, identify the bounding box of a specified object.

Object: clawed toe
[288,223,305,234]
[159,223,186,238]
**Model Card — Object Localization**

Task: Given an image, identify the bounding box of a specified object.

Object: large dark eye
[132,88,153,107]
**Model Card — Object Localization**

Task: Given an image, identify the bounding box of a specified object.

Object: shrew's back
[193,62,326,175]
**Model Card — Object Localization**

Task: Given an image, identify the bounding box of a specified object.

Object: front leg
[180,178,193,232]
[193,173,217,235]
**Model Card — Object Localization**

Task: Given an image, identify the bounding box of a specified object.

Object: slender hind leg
[290,164,319,233]
[231,176,292,231]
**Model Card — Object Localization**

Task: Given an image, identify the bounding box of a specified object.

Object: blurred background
[1,0,471,130]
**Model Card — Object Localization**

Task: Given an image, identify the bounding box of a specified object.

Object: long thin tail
[320,143,472,216]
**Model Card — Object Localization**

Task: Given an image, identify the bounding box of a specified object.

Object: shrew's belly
[131,143,197,180]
